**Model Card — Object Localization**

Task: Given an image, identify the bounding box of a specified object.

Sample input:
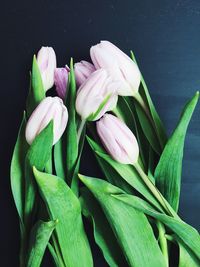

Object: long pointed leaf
[10,113,28,223]
[33,168,93,267]
[79,175,166,267]
[24,121,53,227]
[27,220,57,267]
[26,56,45,116]
[178,240,200,267]
[54,138,66,180]
[71,124,86,196]
[65,59,78,184]
[113,193,200,260]
[155,92,199,211]
[80,188,128,267]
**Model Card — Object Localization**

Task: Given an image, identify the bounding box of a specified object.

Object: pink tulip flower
[96,114,139,164]
[74,60,95,87]
[25,96,68,145]
[54,67,70,99]
[37,46,57,91]
[90,41,141,96]
[75,69,118,121]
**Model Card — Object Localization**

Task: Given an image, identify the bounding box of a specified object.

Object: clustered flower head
[26,41,141,164]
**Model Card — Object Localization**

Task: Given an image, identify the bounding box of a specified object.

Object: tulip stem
[134,162,179,219]
[77,119,86,142]
[134,92,151,119]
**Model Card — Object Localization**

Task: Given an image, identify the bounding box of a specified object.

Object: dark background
[1,0,200,266]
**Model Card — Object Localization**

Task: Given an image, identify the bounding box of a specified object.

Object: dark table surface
[1,0,200,266]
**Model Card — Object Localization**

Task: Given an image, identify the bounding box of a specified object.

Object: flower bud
[90,41,141,96]
[75,69,118,121]
[36,46,57,91]
[96,114,139,164]
[54,67,70,99]
[74,60,95,87]
[25,97,68,145]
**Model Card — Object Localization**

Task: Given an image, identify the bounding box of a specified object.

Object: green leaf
[33,168,93,267]
[26,56,45,116]
[134,98,161,155]
[54,138,66,180]
[130,51,167,149]
[26,120,53,170]
[24,121,53,227]
[155,92,199,211]
[113,193,200,260]
[79,175,166,267]
[114,96,137,133]
[10,113,28,224]
[80,188,128,267]
[87,136,164,212]
[65,58,78,184]
[148,146,156,182]
[27,220,57,267]
[71,124,86,196]
[95,154,135,195]
[178,240,200,267]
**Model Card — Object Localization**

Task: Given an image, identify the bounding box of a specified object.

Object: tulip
[75,69,118,121]
[90,41,141,96]
[74,60,95,86]
[96,114,139,164]
[36,46,57,91]
[96,113,175,217]
[25,97,68,145]
[54,66,70,99]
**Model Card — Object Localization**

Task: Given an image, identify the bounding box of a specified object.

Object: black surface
[1,0,200,266]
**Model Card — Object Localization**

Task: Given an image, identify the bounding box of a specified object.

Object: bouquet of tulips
[11,41,200,267]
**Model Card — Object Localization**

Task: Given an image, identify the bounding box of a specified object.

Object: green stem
[134,92,151,120]
[134,162,179,219]
[77,119,86,142]
[112,107,124,120]
[19,233,26,267]
[157,221,169,267]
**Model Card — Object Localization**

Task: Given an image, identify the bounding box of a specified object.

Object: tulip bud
[74,60,95,87]
[96,114,139,164]
[25,97,68,145]
[75,69,118,121]
[54,67,70,99]
[36,46,57,91]
[90,41,141,96]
